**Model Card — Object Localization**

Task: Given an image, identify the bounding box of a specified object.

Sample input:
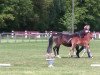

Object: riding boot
[87,52,91,58]
[87,50,93,58]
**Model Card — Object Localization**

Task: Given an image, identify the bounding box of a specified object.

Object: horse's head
[85,32,93,39]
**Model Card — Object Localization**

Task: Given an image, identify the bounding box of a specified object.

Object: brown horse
[46,32,84,58]
[46,32,93,58]
[70,32,93,58]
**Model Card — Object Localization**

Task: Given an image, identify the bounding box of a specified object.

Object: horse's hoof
[56,55,61,58]
[91,56,93,58]
[76,55,80,58]
[71,55,73,57]
[76,53,80,58]
[89,56,93,58]
[77,56,80,58]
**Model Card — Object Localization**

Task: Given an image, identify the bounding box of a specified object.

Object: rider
[75,23,91,58]
[76,23,90,38]
[84,24,90,33]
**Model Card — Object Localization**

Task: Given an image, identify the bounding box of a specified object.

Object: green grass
[0,40,100,75]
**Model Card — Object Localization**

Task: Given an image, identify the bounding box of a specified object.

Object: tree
[0,0,15,30]
[82,0,100,31]
[59,0,100,31]
[12,0,34,30]
[0,0,34,31]
[48,0,67,31]
[0,0,100,32]
[59,0,88,31]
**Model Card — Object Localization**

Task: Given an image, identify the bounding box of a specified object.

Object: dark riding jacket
[75,29,90,38]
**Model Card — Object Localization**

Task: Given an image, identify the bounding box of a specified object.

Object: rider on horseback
[75,23,90,38]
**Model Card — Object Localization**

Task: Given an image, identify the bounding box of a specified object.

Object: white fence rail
[0,32,50,43]
[0,31,100,43]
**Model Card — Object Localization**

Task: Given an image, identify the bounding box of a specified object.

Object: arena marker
[0,64,11,67]
[91,64,100,67]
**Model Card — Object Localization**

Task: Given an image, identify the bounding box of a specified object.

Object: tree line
[0,0,100,32]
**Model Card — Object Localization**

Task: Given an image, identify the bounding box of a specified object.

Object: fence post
[14,34,16,43]
[0,34,1,43]
[29,34,31,42]
[50,31,52,37]
[45,31,47,37]
[25,30,27,38]
[11,30,14,38]
[99,33,100,39]
[7,34,9,43]
[41,33,43,43]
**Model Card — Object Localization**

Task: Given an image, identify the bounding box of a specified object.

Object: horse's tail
[47,36,53,53]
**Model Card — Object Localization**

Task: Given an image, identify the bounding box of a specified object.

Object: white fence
[92,32,100,39]
[0,31,51,43]
[0,31,100,43]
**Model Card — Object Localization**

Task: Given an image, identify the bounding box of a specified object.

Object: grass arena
[0,40,100,75]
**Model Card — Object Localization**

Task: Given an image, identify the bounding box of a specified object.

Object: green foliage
[0,0,34,31]
[47,0,67,31]
[0,0,100,32]
[60,0,100,31]
[11,0,34,30]
[0,0,15,27]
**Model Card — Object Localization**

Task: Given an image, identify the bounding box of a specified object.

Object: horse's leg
[69,48,73,57]
[76,45,80,58]
[76,46,86,58]
[79,46,85,53]
[56,46,61,58]
[53,46,57,56]
[69,44,76,57]
[69,47,73,57]
[53,45,61,58]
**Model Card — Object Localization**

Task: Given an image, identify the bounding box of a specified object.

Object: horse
[69,32,93,58]
[46,32,93,58]
[46,32,84,58]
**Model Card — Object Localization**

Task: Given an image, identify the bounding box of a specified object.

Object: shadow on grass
[61,56,90,59]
